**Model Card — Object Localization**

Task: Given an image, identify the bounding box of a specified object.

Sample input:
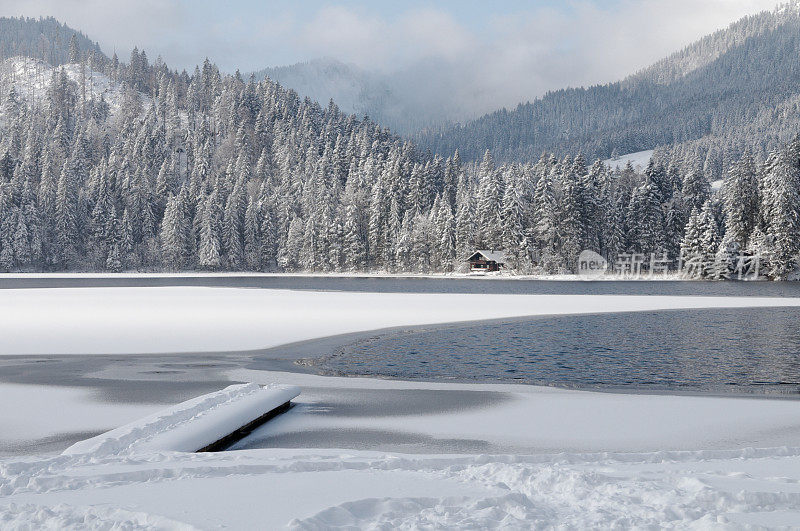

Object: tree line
[1,44,800,279]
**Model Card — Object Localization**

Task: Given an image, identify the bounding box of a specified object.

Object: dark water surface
[4,274,800,297]
[317,307,800,396]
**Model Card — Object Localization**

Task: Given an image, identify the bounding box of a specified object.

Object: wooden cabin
[467,250,507,272]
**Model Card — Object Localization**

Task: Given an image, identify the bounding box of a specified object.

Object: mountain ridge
[414,2,800,177]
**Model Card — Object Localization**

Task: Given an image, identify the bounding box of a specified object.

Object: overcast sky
[2,0,782,112]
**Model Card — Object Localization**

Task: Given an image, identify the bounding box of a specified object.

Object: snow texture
[2,445,800,528]
[63,383,300,457]
[0,503,197,530]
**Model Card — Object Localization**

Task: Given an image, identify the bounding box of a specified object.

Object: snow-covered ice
[229,370,800,453]
[2,410,800,528]
[3,287,800,355]
[0,384,161,452]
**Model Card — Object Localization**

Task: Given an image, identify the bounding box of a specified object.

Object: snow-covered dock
[63,383,300,457]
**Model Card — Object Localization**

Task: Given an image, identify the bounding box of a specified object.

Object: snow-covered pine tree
[476,150,503,248]
[438,201,456,271]
[760,142,800,279]
[627,177,664,254]
[244,196,262,271]
[198,194,222,270]
[501,175,528,271]
[681,160,711,215]
[13,208,31,267]
[556,163,583,272]
[160,194,187,270]
[532,168,557,270]
[697,201,720,278]
[712,234,737,280]
[722,152,758,250]
[680,208,702,278]
[53,159,78,268]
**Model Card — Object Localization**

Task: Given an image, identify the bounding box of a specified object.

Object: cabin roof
[467,249,507,263]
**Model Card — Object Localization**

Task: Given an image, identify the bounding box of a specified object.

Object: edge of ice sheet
[5,288,800,355]
[62,383,300,457]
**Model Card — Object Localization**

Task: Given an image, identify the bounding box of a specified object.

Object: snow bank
[0,503,197,530]
[62,383,300,457]
[2,372,800,528]
[3,446,800,528]
[287,448,800,529]
[3,287,800,355]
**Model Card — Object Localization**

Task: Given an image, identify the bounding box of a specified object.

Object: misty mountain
[251,59,396,126]
[250,58,479,135]
[416,2,800,173]
[0,16,107,67]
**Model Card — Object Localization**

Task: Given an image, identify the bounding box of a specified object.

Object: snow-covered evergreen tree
[160,194,187,270]
[760,142,800,279]
[722,152,758,250]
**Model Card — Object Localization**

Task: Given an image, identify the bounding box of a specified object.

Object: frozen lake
[3,276,800,397]
[3,275,800,455]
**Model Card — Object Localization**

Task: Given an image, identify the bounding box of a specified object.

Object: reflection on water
[319,307,800,395]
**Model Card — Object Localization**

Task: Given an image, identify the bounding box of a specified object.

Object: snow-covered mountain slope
[632,1,800,85]
[0,56,148,117]
[417,1,800,166]
[0,16,106,68]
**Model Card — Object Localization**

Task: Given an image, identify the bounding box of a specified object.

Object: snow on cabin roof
[468,250,507,263]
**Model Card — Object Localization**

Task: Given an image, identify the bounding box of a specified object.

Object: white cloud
[285,0,780,118]
[297,6,473,71]
[397,8,473,63]
[0,0,782,116]
[300,6,389,67]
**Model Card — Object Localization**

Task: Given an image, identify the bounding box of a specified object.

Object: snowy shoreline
[0,270,751,281]
[2,286,800,527]
[3,370,800,528]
